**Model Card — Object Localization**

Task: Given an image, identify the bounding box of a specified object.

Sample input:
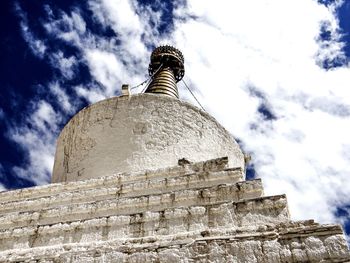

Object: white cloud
[76,84,106,104]
[0,164,6,192]
[49,82,75,113]
[44,8,87,47]
[50,52,77,80]
[93,0,142,36]
[15,4,47,58]
[10,101,59,185]
[43,1,155,97]
[172,0,350,224]
[85,49,127,96]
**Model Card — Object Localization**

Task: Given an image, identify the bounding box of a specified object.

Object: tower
[0,46,349,262]
[145,45,184,98]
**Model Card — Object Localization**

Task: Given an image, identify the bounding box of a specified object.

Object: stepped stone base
[1,222,349,262]
[0,157,349,262]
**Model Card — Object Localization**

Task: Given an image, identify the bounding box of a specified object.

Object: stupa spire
[145,45,185,98]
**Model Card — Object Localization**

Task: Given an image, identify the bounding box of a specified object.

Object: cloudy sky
[1,0,350,240]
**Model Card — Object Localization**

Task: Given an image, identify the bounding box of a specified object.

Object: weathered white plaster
[0,157,349,262]
[1,157,233,204]
[0,169,246,215]
[0,184,277,231]
[52,94,244,183]
[0,222,349,262]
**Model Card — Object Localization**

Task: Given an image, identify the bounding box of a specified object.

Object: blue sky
[1,0,350,240]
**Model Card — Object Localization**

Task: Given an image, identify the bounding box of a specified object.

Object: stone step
[0,180,266,231]
[1,221,349,263]
[0,168,244,215]
[0,157,239,204]
[0,193,289,251]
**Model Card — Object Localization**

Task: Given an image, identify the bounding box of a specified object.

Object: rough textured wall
[2,226,348,263]
[1,157,349,262]
[52,94,244,183]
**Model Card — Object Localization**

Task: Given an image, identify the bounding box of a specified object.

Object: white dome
[52,93,244,183]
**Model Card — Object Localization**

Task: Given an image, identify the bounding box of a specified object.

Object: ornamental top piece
[148,45,185,82]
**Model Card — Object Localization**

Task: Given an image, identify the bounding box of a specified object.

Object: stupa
[0,46,349,262]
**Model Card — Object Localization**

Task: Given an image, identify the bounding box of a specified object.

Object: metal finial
[145,45,185,98]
